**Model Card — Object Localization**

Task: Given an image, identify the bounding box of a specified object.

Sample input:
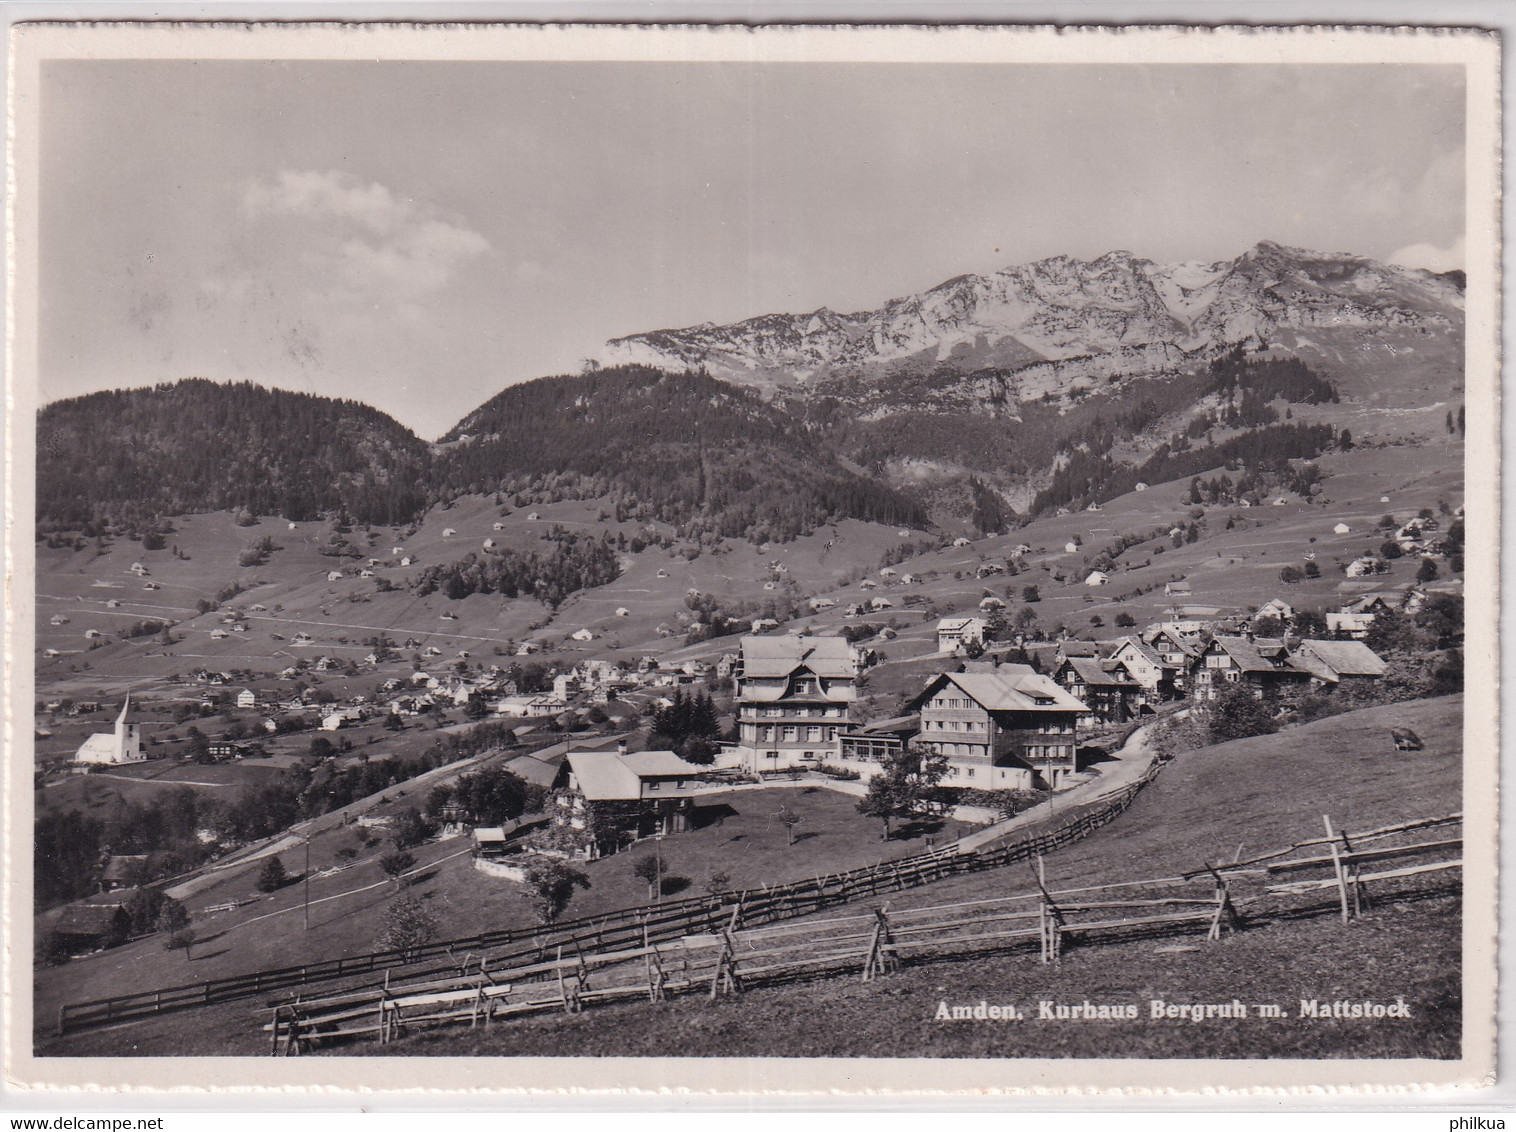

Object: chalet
[615,607,630,617]
[142,582,161,591]
[953,537,973,548]
[858,579,879,590]
[527,512,541,521]
[910,667,1089,789]
[1255,599,1294,622]
[879,567,898,579]
[1163,579,1193,597]
[129,563,149,576]
[359,570,375,578]
[502,754,563,793]
[1053,657,1142,725]
[482,539,495,550]
[400,557,413,568]
[733,634,857,773]
[49,614,69,626]
[494,694,558,718]
[1134,482,1149,492]
[1345,556,1386,578]
[570,628,595,642]
[751,618,780,633]
[1288,640,1387,689]
[1333,522,1352,535]
[236,689,257,709]
[1107,636,1181,702]
[808,597,837,612]
[1064,542,1079,554]
[442,528,457,538]
[1084,570,1110,587]
[327,570,344,582]
[869,597,895,611]
[106,599,122,608]
[979,596,1005,613]
[975,563,1005,578]
[83,629,104,640]
[1190,636,1311,702]
[547,748,707,859]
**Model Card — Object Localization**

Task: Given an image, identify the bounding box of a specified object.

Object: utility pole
[303,832,311,931]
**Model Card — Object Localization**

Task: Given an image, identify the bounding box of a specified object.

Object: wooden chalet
[1052,657,1144,726]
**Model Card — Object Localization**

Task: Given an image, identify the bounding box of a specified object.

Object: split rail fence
[46,757,1262,1035]
[264,810,1462,1053]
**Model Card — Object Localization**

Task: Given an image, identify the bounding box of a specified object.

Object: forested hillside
[434,366,927,542]
[38,380,432,531]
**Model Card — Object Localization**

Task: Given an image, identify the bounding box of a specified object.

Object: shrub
[376,896,437,960]
[256,855,288,893]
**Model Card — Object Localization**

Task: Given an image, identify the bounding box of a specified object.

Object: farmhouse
[99,854,149,892]
[1345,556,1387,578]
[74,695,148,765]
[236,689,257,709]
[570,628,595,642]
[495,694,559,719]
[1163,579,1193,597]
[544,747,707,859]
[1288,639,1388,688]
[51,898,131,953]
[1255,598,1294,622]
[937,617,989,654]
[733,634,857,773]
[1084,570,1110,587]
[1107,636,1181,702]
[1053,657,1142,725]
[910,667,1089,789]
[1190,636,1311,702]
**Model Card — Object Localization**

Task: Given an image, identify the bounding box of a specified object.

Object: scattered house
[483,539,495,550]
[655,569,670,579]
[209,629,229,640]
[1083,570,1110,587]
[1064,542,1079,555]
[910,667,1089,790]
[99,855,149,892]
[751,617,780,633]
[978,596,1006,612]
[326,571,344,582]
[51,898,131,952]
[1288,639,1388,689]
[953,537,973,548]
[236,689,257,709]
[1163,579,1193,597]
[1054,657,1144,725]
[879,566,898,579]
[492,522,505,531]
[1272,497,1289,506]
[107,599,123,607]
[858,579,879,590]
[1134,482,1149,492]
[442,528,457,538]
[516,641,542,655]
[359,570,375,579]
[975,563,1005,578]
[74,696,147,765]
[83,629,104,640]
[936,616,988,654]
[320,712,349,732]
[1333,523,1351,535]
[1390,727,1424,752]
[808,598,837,612]
[1345,556,1387,578]
[547,746,708,858]
[1255,598,1294,622]
[526,512,541,521]
[400,556,413,568]
[869,597,895,611]
[49,614,69,626]
[1325,612,1376,640]
[570,628,595,643]
[733,634,858,773]
[129,563,149,577]
[615,607,630,617]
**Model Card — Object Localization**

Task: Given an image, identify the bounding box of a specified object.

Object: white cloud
[241,170,490,312]
[1388,235,1465,273]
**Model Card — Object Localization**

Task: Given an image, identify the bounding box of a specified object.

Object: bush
[814,764,861,781]
[1206,685,1279,743]
[376,896,438,960]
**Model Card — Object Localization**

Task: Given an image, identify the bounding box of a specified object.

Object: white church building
[74,695,148,765]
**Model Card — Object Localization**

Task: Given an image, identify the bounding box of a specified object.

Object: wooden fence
[54,756,1199,1035]
[265,811,1462,1053]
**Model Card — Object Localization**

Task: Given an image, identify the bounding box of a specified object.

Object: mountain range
[595,241,1464,396]
[37,242,1464,541]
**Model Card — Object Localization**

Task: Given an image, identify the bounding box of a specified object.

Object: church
[74,695,148,765]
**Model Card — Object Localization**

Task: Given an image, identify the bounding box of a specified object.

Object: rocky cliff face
[594,242,1463,394]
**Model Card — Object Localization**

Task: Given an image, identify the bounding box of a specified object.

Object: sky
[39,61,1466,439]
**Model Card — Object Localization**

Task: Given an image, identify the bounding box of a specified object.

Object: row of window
[746,706,846,719]
[746,724,840,743]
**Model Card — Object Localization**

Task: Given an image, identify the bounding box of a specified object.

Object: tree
[632,854,662,900]
[379,847,416,887]
[1339,428,1354,451]
[1022,585,1041,604]
[1379,540,1404,560]
[256,855,288,893]
[1416,557,1440,583]
[1206,684,1278,743]
[1292,608,1329,638]
[1114,612,1136,628]
[1365,608,1417,655]
[704,869,731,895]
[392,806,434,850]
[1303,560,1321,580]
[1251,615,1285,639]
[1278,565,1303,584]
[522,858,590,925]
[855,744,949,841]
[376,896,438,961]
[156,899,195,960]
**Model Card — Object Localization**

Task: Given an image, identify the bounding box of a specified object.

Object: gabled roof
[739,634,855,679]
[1144,627,1201,657]
[54,900,128,937]
[1110,636,1175,670]
[1059,657,1138,688]
[565,750,703,801]
[502,755,562,790]
[936,617,984,632]
[1290,639,1388,680]
[918,666,1089,714]
[1208,635,1286,674]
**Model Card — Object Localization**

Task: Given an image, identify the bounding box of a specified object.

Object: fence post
[1323,815,1352,924]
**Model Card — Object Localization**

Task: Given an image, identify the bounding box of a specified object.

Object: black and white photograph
[4,20,1499,1097]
